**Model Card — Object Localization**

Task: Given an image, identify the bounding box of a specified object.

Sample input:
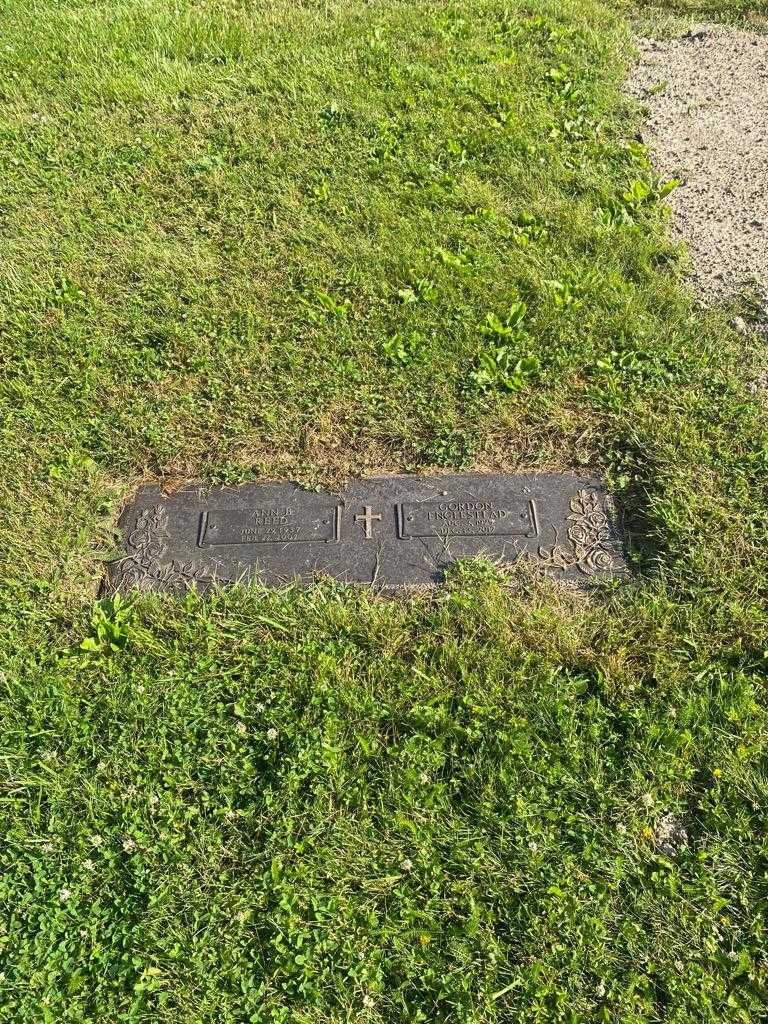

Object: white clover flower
[235,721,247,735]
[82,859,94,871]
[149,794,159,806]
[122,837,137,853]
[400,858,413,872]
[266,728,278,742]
[640,792,654,808]
[363,994,375,1008]
[596,981,606,998]
[528,840,538,852]
[136,684,145,694]
[419,772,430,784]
[616,822,627,835]
[256,703,266,713]
[58,887,71,901]
[89,834,104,847]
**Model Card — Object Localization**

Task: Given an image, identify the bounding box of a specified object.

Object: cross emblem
[354,505,381,539]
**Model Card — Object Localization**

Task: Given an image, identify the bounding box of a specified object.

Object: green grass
[635,0,765,19]
[1,0,768,1020]
[627,0,768,36]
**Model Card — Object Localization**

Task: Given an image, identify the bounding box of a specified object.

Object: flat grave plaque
[108,473,627,594]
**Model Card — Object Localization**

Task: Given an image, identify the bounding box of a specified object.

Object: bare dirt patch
[627,25,768,303]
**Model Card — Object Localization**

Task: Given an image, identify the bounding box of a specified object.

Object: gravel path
[627,25,768,303]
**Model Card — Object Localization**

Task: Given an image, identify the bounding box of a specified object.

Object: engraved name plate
[398,498,538,539]
[198,505,339,547]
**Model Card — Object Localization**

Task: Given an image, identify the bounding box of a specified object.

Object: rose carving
[536,490,618,577]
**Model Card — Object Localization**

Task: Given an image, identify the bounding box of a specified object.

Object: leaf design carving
[115,505,224,592]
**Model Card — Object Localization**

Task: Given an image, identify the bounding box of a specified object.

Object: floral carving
[115,505,222,592]
[536,489,618,576]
